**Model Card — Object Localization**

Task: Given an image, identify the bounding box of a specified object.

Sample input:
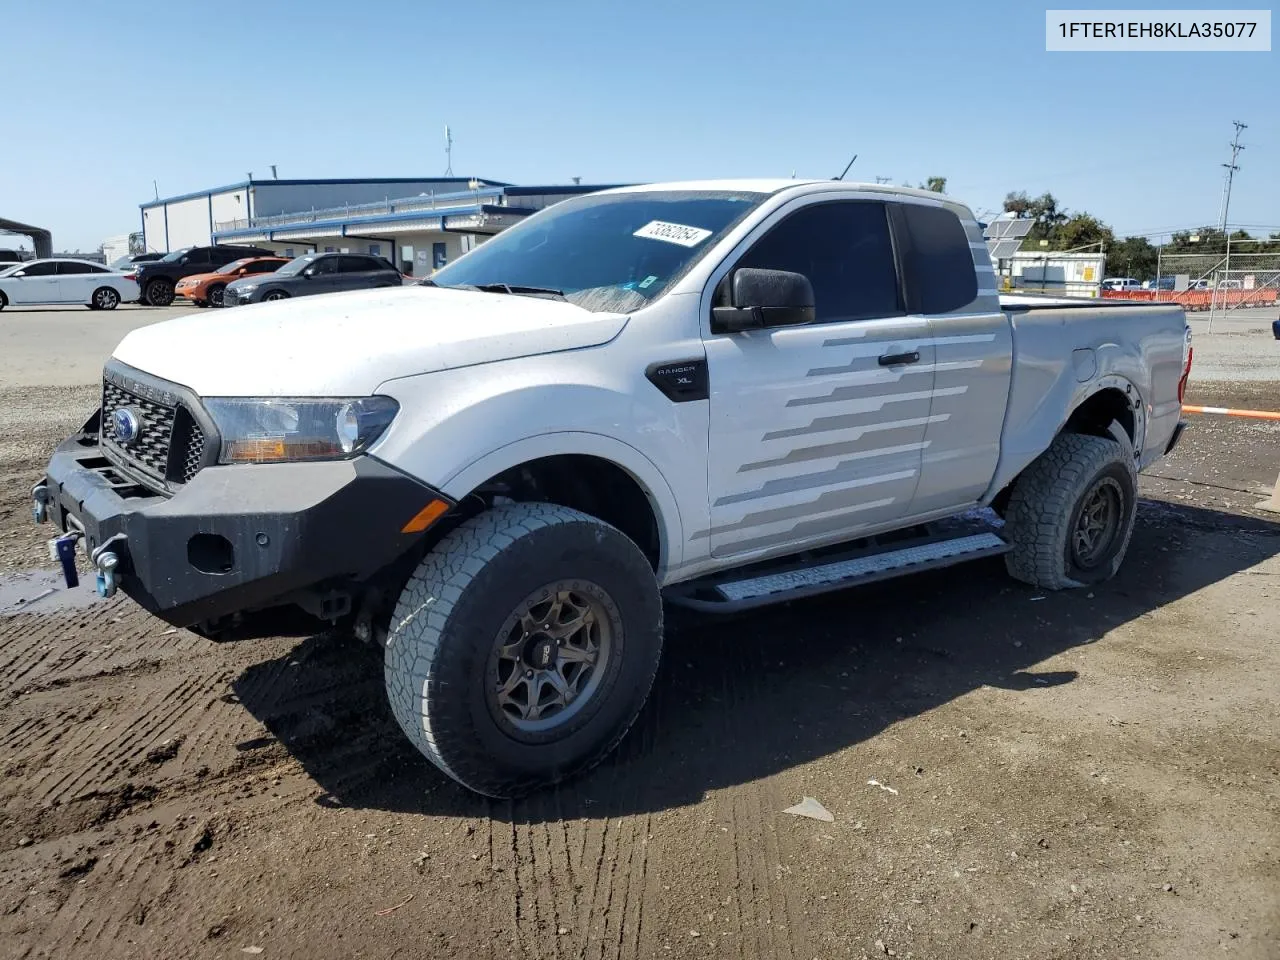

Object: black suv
[222,252,403,307]
[135,244,275,306]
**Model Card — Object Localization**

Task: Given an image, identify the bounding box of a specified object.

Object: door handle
[878,351,920,366]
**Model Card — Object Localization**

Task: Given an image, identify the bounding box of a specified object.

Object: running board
[665,525,1009,613]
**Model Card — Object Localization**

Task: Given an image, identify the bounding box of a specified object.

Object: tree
[1106,235,1158,280]
[920,176,947,193]
[1004,190,1068,248]
[1054,213,1114,251]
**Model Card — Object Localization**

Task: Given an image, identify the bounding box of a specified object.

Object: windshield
[429,190,767,313]
[0,263,22,278]
[275,254,317,277]
[160,247,192,263]
[217,258,254,275]
[109,256,134,271]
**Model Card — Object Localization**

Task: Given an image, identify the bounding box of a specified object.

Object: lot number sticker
[634,220,713,248]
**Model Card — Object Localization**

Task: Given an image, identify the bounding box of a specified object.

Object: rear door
[703,198,935,559]
[6,260,61,303]
[55,261,105,302]
[892,200,1014,514]
[333,255,384,291]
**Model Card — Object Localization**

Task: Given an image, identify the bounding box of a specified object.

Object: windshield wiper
[473,282,566,299]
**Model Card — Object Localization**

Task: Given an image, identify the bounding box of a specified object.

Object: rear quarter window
[894,203,978,314]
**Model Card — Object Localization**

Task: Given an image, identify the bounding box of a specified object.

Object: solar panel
[984,218,1033,240]
[987,239,1023,260]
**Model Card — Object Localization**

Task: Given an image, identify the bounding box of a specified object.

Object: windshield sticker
[633,220,713,248]
[638,275,658,289]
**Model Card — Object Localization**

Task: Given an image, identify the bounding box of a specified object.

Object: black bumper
[40,433,451,628]
[1165,419,1188,456]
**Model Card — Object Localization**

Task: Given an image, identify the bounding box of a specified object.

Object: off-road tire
[145,277,175,306]
[384,502,663,798]
[1003,433,1137,590]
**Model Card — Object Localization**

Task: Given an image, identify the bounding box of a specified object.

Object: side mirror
[711,268,815,333]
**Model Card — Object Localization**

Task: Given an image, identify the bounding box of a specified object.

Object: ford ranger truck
[34,180,1192,798]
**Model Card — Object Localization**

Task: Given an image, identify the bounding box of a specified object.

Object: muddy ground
[1,318,1278,959]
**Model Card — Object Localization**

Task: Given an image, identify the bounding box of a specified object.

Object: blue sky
[2,0,1275,250]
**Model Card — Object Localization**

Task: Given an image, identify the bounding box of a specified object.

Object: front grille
[181,421,206,482]
[102,381,176,479]
[101,376,209,488]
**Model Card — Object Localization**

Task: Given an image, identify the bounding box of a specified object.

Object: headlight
[204,397,399,464]
[235,284,258,295]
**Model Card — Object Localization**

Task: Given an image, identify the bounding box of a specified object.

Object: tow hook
[31,483,50,524]
[91,536,128,599]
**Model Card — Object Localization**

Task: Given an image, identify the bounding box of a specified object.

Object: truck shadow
[230,499,1280,821]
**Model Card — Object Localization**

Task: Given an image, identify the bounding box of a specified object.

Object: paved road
[0,304,195,388]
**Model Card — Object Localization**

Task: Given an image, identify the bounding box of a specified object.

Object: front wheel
[91,286,121,311]
[384,502,663,798]
[207,284,226,308]
[1003,433,1138,590]
[144,277,174,306]
[262,290,290,302]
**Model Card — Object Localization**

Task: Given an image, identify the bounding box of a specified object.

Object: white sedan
[0,258,141,311]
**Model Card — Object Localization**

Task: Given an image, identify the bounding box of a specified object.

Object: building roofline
[212,203,537,241]
[142,176,513,209]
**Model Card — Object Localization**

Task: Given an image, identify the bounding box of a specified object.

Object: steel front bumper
[38,430,451,628]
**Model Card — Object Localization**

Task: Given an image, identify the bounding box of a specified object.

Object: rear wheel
[384,502,663,798]
[91,286,121,311]
[1003,433,1137,589]
[144,277,174,307]
[207,284,226,308]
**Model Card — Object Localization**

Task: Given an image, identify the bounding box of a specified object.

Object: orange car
[175,256,289,308]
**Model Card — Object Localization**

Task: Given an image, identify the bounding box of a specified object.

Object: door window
[56,261,107,274]
[309,257,340,275]
[244,260,281,274]
[16,261,57,277]
[894,203,977,314]
[725,201,903,323]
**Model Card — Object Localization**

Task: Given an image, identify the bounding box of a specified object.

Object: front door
[8,261,61,304]
[704,199,936,560]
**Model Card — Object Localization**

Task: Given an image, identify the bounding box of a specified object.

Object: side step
[665,520,1009,613]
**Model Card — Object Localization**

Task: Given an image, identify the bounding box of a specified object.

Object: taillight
[1178,327,1193,404]
[123,273,136,281]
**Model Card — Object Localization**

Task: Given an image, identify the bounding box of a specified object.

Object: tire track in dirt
[710,636,808,960]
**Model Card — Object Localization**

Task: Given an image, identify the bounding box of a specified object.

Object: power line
[1217,120,1246,232]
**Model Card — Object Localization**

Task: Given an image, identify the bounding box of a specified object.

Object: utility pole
[444,125,454,176]
[1218,120,1246,232]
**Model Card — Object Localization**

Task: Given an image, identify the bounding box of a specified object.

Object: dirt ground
[1,312,1278,959]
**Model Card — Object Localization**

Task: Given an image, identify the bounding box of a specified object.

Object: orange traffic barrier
[1101,289,1278,311]
[1182,404,1280,421]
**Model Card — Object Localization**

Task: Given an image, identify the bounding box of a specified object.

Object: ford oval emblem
[112,407,141,444]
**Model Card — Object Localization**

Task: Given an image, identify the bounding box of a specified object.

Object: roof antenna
[833,154,858,181]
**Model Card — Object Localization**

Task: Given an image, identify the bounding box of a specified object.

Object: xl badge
[112,407,142,444]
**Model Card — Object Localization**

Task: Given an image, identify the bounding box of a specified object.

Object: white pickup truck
[35,180,1192,798]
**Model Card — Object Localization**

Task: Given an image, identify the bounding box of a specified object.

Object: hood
[111,285,630,396]
[176,270,224,286]
[224,273,276,290]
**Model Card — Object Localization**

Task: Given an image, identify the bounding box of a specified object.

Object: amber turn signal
[401,499,450,533]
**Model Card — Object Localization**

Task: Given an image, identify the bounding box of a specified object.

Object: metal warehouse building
[141,176,624,276]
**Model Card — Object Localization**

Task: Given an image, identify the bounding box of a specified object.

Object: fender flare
[1068,374,1147,454]
[437,431,686,578]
